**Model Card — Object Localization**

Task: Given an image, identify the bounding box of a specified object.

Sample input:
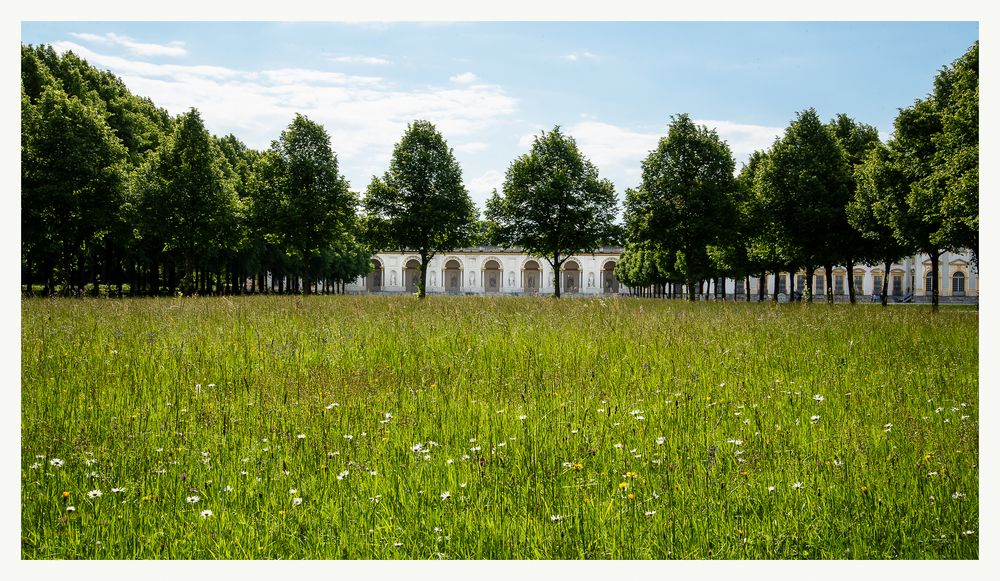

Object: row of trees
[614,42,978,310]
[21,42,977,306]
[22,44,370,296]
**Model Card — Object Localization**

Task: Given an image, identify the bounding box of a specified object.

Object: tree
[756,109,851,303]
[141,108,238,294]
[21,85,127,294]
[638,114,737,300]
[850,143,916,306]
[363,120,477,298]
[827,114,882,303]
[932,42,978,265]
[271,114,354,294]
[486,126,618,298]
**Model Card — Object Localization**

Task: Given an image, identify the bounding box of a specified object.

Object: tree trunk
[805,267,814,303]
[757,271,766,302]
[745,275,751,302]
[881,259,890,307]
[846,259,856,304]
[772,272,779,302]
[824,264,834,304]
[417,250,429,299]
[930,248,941,312]
[687,278,697,302]
[552,254,562,298]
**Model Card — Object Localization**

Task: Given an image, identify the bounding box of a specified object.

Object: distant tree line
[614,42,978,310]
[21,42,977,307]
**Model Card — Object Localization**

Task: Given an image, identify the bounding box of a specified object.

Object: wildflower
[470,446,481,452]
[496,409,504,414]
[573,463,583,471]
[66,505,76,512]
[446,459,454,465]
[393,542,403,547]
[618,482,629,490]
[459,483,467,488]
[49,458,64,467]
[440,491,451,500]
[30,463,41,470]
[644,511,656,517]
[87,490,102,499]
[792,482,803,490]
[928,471,938,477]
[343,434,353,440]
[337,470,349,481]
[597,408,605,413]
[833,459,844,467]
[811,415,821,423]
[767,486,776,492]
[111,487,125,493]
[656,437,665,445]
[225,485,233,492]
[292,498,303,506]
[200,509,213,518]
[813,394,825,402]
[550,515,564,522]
[289,489,298,495]
[240,470,248,476]
[186,495,200,503]
[861,485,869,495]
[62,491,70,499]
[626,493,635,500]
[368,470,377,476]
[883,423,893,432]
[370,495,381,503]
[325,403,339,409]
[519,415,527,421]
[614,443,623,449]
[571,429,579,434]
[935,407,944,414]
[952,491,966,500]
[297,434,306,440]
[461,455,470,461]
[562,462,573,468]
[624,471,638,479]
[411,443,424,453]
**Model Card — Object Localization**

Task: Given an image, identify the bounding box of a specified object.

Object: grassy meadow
[20,295,978,559]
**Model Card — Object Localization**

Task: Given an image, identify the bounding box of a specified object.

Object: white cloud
[449,72,479,84]
[48,42,517,194]
[692,118,784,163]
[565,51,599,62]
[466,170,505,199]
[330,55,392,65]
[69,32,186,58]
[454,141,489,153]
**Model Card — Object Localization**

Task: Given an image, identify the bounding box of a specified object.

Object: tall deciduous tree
[486,126,618,298]
[827,113,881,303]
[639,114,737,300]
[756,108,851,303]
[363,120,477,298]
[21,85,127,294]
[850,143,916,306]
[271,114,354,294]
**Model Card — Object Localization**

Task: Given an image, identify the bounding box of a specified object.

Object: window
[735,279,745,295]
[892,275,902,296]
[925,271,935,296]
[854,274,864,294]
[835,275,844,295]
[815,275,825,292]
[873,275,883,294]
[952,272,966,296]
[778,274,787,294]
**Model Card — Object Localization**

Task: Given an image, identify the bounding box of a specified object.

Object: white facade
[346,247,978,302]
[346,247,624,296]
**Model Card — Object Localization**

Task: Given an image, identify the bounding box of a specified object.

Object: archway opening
[365,259,383,292]
[602,261,619,294]
[562,261,580,294]
[404,259,420,293]
[444,259,462,294]
[483,259,501,293]
[523,260,540,294]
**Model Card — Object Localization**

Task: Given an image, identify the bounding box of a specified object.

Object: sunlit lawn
[20,295,978,559]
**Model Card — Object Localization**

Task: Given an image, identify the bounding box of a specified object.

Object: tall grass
[20,296,978,559]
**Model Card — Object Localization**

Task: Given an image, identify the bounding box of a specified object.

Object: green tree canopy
[363,120,478,298]
[485,126,618,298]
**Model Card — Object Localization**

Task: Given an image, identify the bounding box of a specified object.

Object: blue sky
[20,21,979,211]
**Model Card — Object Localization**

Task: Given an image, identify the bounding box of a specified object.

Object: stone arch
[601,259,620,294]
[522,259,541,294]
[403,258,421,292]
[562,259,581,294]
[365,257,384,292]
[482,258,502,293]
[443,257,463,294]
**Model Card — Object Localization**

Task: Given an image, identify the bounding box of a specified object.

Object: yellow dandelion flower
[626,493,635,500]
[573,463,583,471]
[624,471,638,479]
[62,491,70,498]
[861,485,869,495]
[618,482,629,490]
